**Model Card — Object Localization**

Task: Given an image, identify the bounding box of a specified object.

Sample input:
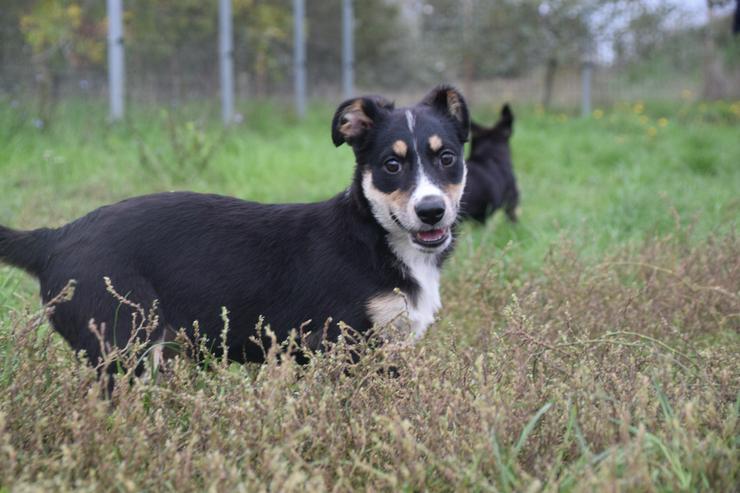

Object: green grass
[0,97,738,491]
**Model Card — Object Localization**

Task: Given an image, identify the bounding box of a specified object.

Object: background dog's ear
[331,96,394,147]
[496,103,514,138]
[420,85,470,143]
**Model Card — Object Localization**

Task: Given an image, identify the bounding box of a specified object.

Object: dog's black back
[2,193,413,363]
[460,104,519,223]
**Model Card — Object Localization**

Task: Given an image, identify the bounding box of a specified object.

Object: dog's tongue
[417,228,446,242]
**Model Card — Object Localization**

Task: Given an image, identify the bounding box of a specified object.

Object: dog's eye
[384,158,401,174]
[440,151,456,167]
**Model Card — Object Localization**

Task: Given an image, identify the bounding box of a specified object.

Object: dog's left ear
[420,85,470,143]
[332,96,394,147]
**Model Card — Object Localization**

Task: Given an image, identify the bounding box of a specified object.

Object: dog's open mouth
[389,212,451,249]
[412,227,449,248]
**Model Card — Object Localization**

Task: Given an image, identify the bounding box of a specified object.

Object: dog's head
[468,103,514,163]
[332,86,470,255]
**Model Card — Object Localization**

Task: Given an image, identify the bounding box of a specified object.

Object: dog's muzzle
[411,195,450,247]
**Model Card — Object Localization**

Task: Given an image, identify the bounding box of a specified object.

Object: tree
[233,0,292,97]
[302,0,409,92]
[18,0,105,125]
[703,0,735,99]
[535,0,599,108]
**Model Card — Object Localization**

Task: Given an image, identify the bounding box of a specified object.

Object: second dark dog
[460,104,519,223]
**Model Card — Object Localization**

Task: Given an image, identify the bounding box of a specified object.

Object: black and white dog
[0,86,469,367]
[460,104,519,224]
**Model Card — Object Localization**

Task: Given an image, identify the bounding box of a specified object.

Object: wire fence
[1,0,738,123]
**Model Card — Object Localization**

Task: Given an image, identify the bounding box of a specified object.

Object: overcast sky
[663,0,735,25]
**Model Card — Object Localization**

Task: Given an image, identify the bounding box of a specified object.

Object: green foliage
[235,0,292,92]
[135,110,226,185]
[15,0,106,126]
[419,0,544,79]
[3,0,739,105]
[126,0,219,64]
[19,0,106,68]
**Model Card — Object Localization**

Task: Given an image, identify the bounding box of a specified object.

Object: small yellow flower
[730,102,740,117]
[639,115,649,125]
[558,113,568,122]
[658,117,669,127]
[633,102,644,114]
[646,127,657,138]
[66,4,82,26]
[681,89,693,100]
[593,108,604,119]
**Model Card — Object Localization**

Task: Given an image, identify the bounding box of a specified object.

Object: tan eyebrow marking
[392,140,408,157]
[428,134,443,152]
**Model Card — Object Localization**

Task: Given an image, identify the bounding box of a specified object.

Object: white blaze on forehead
[404,110,445,206]
[405,109,415,132]
[406,109,423,169]
[411,168,444,204]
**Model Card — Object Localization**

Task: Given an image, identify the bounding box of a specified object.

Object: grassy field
[0,97,738,491]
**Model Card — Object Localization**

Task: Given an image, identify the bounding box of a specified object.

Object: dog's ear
[420,85,470,143]
[497,103,514,138]
[331,96,394,147]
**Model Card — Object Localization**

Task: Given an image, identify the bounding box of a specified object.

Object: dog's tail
[0,224,50,276]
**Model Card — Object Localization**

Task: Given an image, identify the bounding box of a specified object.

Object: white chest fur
[366,235,442,341]
[402,254,441,339]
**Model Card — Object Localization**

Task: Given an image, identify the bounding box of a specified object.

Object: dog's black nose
[415,196,446,225]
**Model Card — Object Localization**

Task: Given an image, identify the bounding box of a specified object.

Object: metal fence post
[107,0,125,121]
[342,0,354,99]
[293,0,306,118]
[219,0,234,125]
[581,57,593,118]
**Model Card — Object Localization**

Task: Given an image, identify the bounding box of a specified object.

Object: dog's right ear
[420,85,470,143]
[500,104,514,123]
[497,103,514,138]
[499,103,514,133]
[331,96,394,147]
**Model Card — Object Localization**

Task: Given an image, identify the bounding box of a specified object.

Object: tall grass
[0,98,738,491]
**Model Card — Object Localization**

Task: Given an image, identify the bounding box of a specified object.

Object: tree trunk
[542,57,558,108]
[702,1,727,100]
[171,55,182,105]
[461,0,474,102]
[462,54,475,104]
[35,59,59,130]
[254,50,267,98]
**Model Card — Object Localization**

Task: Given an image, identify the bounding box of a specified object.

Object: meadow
[0,97,738,492]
